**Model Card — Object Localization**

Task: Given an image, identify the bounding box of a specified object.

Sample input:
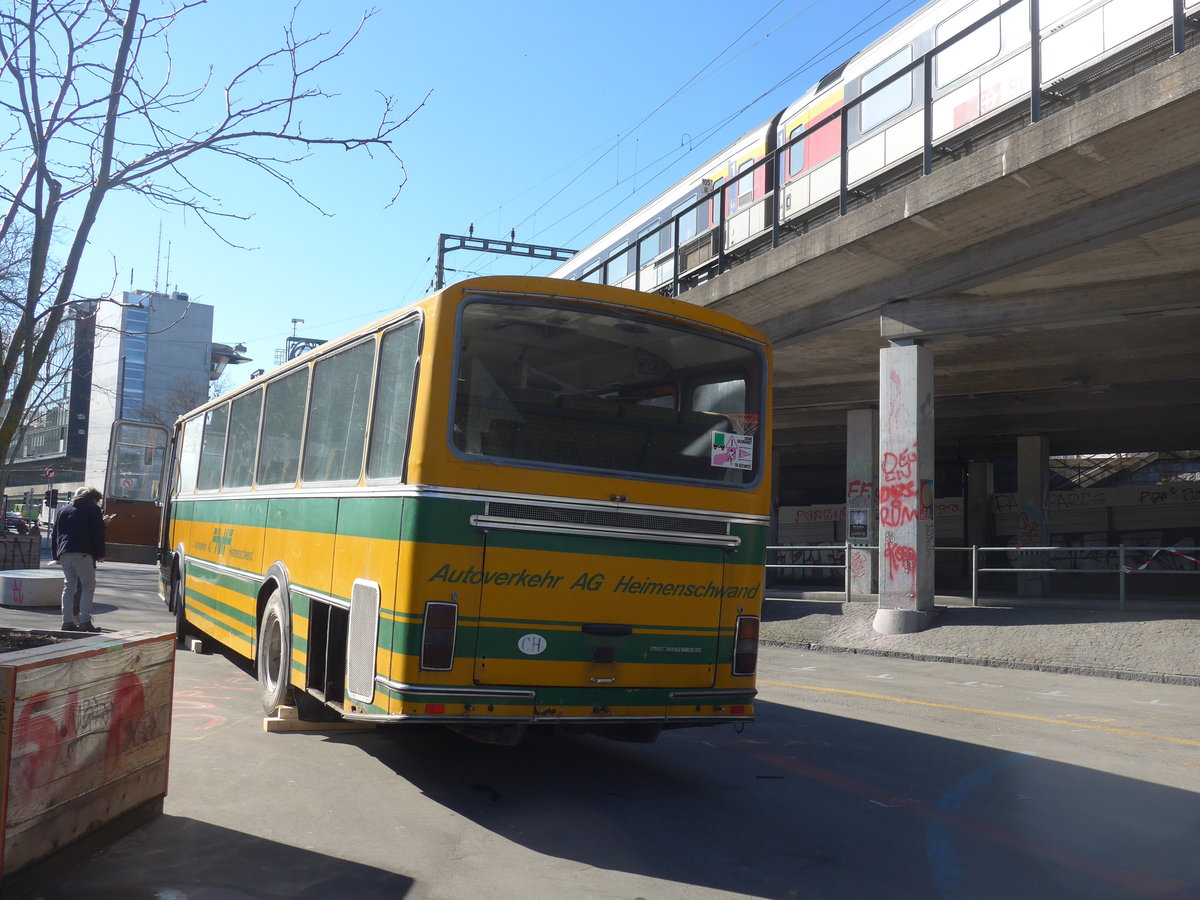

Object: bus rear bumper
[343,680,757,729]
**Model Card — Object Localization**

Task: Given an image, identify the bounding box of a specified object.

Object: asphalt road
[6,565,1199,899]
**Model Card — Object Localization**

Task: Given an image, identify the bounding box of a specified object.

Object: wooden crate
[0,630,175,885]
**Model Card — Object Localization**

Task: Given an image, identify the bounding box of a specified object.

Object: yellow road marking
[761,680,1200,749]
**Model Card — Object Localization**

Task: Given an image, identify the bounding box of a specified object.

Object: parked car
[5,513,29,534]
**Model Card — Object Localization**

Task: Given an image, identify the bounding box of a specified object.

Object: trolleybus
[159,276,771,743]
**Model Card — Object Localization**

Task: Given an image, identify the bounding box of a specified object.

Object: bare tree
[0,0,424,468]
[137,371,214,428]
[0,301,76,493]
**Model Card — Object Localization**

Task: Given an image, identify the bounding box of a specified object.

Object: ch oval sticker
[518,633,547,656]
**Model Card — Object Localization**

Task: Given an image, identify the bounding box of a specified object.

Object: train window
[672,200,701,242]
[736,160,755,208]
[606,245,633,283]
[1039,0,1089,29]
[935,0,1001,87]
[788,125,805,178]
[860,46,913,132]
[639,224,669,263]
[710,177,725,225]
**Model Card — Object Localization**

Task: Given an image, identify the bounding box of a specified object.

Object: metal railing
[767,543,1200,611]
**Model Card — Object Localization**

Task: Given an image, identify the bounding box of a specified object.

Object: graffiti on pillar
[883,533,917,577]
[880,445,918,528]
[886,369,910,430]
[1016,501,1044,549]
[847,480,874,500]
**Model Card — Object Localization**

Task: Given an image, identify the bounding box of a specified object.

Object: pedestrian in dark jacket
[52,487,107,631]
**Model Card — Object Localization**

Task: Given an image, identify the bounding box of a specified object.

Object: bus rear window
[451,297,764,485]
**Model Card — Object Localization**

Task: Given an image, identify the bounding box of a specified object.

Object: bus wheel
[257,590,293,715]
[172,573,190,643]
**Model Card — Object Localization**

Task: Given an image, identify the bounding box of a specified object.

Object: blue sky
[71,0,924,386]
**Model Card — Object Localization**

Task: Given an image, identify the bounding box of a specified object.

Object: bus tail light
[421,601,458,670]
[733,615,759,676]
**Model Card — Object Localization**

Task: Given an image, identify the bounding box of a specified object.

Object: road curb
[762,639,1200,687]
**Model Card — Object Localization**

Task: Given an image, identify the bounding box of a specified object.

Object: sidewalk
[762,589,1200,686]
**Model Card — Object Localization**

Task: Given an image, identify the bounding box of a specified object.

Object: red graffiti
[847,480,874,499]
[881,500,918,528]
[104,672,147,777]
[881,447,917,483]
[880,444,919,528]
[879,481,916,504]
[1016,510,1043,549]
[172,676,259,734]
[13,692,78,805]
[884,540,917,577]
[886,369,908,430]
[789,507,843,522]
[12,672,149,807]
[850,550,868,579]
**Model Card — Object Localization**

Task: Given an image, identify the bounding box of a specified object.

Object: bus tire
[172,572,191,643]
[257,590,294,715]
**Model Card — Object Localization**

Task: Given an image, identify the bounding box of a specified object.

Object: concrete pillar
[846,408,878,596]
[1016,435,1050,597]
[965,460,994,548]
[874,342,936,635]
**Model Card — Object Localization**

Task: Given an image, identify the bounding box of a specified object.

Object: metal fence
[767,543,1200,611]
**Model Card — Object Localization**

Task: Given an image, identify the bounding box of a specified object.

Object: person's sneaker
[79,621,100,632]
[61,622,78,631]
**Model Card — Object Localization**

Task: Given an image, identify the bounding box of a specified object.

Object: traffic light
[44,488,59,508]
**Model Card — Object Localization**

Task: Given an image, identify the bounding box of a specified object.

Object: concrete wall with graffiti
[993,484,1199,573]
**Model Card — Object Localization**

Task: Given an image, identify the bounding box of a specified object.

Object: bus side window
[302,340,376,483]
[256,369,309,486]
[223,389,263,489]
[196,404,229,491]
[367,321,421,480]
[177,415,204,495]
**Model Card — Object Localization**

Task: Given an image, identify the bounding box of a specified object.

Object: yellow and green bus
[159,275,771,743]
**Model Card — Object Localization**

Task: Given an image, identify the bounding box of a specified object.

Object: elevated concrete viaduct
[687,45,1200,631]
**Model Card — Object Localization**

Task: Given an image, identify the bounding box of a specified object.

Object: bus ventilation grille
[347,579,382,703]
[486,502,729,536]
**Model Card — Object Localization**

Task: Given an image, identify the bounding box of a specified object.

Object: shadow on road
[324,700,1200,899]
[13,816,416,899]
